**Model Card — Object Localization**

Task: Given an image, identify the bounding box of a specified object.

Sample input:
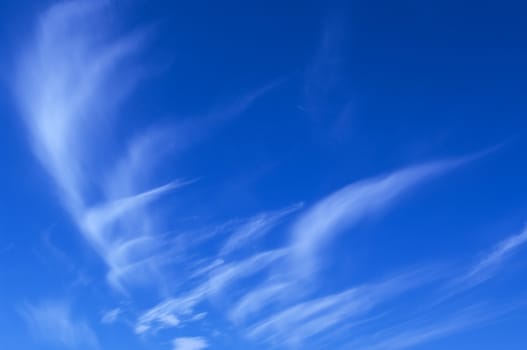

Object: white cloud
[206,249,288,295]
[20,300,99,349]
[229,281,289,323]
[346,304,503,350]
[248,270,434,346]
[172,337,208,350]
[14,0,164,290]
[136,248,286,334]
[450,224,527,292]
[135,285,207,334]
[82,180,192,238]
[468,225,527,280]
[353,322,466,350]
[132,157,476,343]
[14,3,520,350]
[290,159,464,278]
[101,308,122,324]
[15,0,282,296]
[220,203,302,256]
[15,0,277,292]
[15,0,145,209]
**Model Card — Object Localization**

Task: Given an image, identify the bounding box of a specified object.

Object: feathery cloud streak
[172,337,208,350]
[20,300,99,349]
[247,269,435,346]
[449,224,527,293]
[220,203,303,256]
[290,158,465,277]
[12,3,524,350]
[101,308,122,325]
[14,0,274,290]
[135,155,503,347]
[135,248,287,334]
[347,307,488,350]
[14,0,167,289]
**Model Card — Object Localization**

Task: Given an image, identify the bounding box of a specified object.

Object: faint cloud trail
[20,299,99,349]
[14,0,277,292]
[289,157,467,279]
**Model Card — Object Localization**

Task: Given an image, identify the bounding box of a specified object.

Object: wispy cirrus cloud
[135,247,287,334]
[135,285,207,334]
[134,155,498,347]
[247,269,435,347]
[101,308,122,325]
[220,203,302,256]
[229,281,290,324]
[20,300,99,349]
[245,228,527,350]
[17,0,152,194]
[14,0,277,292]
[303,9,349,117]
[340,228,527,350]
[301,7,356,144]
[446,224,527,295]
[14,0,168,289]
[206,248,288,295]
[290,158,465,278]
[172,337,208,350]
[10,2,526,349]
[346,306,490,350]
[82,180,195,236]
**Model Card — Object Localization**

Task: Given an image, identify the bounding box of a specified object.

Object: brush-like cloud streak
[82,180,193,243]
[14,0,162,288]
[20,300,99,349]
[101,308,122,324]
[15,0,274,290]
[248,270,434,346]
[348,228,527,350]
[206,249,288,295]
[135,286,207,334]
[229,281,289,324]
[291,158,464,277]
[16,0,142,209]
[220,204,302,256]
[346,303,516,350]
[303,10,349,121]
[453,224,527,291]
[350,313,477,350]
[172,337,208,350]
[136,248,287,334]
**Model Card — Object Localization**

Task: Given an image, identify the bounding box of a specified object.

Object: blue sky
[1,0,527,349]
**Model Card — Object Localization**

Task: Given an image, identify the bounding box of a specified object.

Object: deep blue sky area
[0,1,526,350]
